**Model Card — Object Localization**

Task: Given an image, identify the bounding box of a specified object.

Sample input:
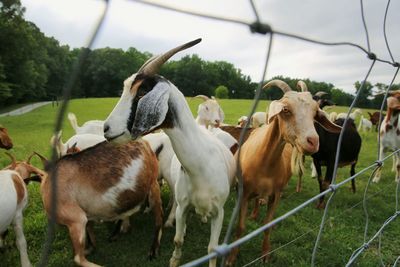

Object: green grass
[0,98,399,267]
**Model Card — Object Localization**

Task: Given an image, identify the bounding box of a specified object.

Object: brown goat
[225,80,341,266]
[0,127,13,150]
[34,140,163,267]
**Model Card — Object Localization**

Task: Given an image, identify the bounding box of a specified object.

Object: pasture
[0,98,399,267]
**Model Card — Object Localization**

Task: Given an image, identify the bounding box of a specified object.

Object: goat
[34,140,163,267]
[373,91,400,183]
[194,95,224,128]
[312,117,362,208]
[297,82,361,208]
[50,131,105,157]
[368,111,385,131]
[329,112,338,122]
[1,152,46,267]
[358,115,372,132]
[0,127,13,150]
[225,80,341,266]
[251,111,266,127]
[68,112,104,136]
[337,108,362,120]
[103,38,236,267]
[237,116,249,127]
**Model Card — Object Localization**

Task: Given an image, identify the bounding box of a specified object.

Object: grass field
[0,98,399,267]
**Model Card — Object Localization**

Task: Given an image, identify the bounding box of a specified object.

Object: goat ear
[315,109,342,133]
[131,82,170,139]
[387,96,400,110]
[267,101,284,124]
[219,107,225,122]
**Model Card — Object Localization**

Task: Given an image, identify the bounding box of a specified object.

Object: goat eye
[282,107,290,113]
[205,106,209,111]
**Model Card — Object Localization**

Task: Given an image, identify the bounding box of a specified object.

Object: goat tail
[67,112,79,133]
[291,149,305,177]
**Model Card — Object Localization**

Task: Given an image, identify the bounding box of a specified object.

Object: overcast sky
[21,0,400,94]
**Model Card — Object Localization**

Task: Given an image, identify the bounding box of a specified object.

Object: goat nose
[104,124,110,134]
[307,136,319,151]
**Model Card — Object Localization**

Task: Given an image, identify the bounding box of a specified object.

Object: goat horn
[263,80,292,93]
[138,38,202,76]
[5,152,17,168]
[33,152,49,167]
[296,80,308,92]
[27,152,36,164]
[315,91,328,98]
[194,95,210,101]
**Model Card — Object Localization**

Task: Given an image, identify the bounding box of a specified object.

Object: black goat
[312,118,362,208]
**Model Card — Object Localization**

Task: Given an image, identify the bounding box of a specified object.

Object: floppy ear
[267,101,284,124]
[315,109,342,133]
[131,82,170,139]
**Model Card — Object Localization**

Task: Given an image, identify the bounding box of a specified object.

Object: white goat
[358,115,372,132]
[337,108,362,120]
[33,139,163,267]
[329,111,338,122]
[237,116,249,127]
[195,95,224,128]
[68,112,104,136]
[251,111,267,127]
[1,153,45,267]
[50,131,106,157]
[373,92,400,183]
[103,39,236,267]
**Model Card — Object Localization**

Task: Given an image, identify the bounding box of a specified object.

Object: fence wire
[38,0,400,266]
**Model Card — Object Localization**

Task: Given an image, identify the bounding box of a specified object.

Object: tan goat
[34,140,163,267]
[225,80,341,265]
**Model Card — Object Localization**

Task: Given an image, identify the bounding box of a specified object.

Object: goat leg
[261,193,280,262]
[350,163,356,193]
[148,180,163,260]
[225,196,249,267]
[108,220,123,242]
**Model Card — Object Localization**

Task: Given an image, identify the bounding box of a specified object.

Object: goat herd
[1,39,400,267]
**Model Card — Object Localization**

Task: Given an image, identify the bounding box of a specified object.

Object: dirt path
[0,101,52,117]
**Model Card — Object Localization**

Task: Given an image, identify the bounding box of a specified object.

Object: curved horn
[263,79,292,93]
[27,152,36,164]
[33,152,49,168]
[315,91,328,98]
[296,80,308,92]
[138,38,202,76]
[5,152,17,168]
[194,95,210,101]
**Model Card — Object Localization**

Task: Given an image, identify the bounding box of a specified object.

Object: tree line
[1,1,398,109]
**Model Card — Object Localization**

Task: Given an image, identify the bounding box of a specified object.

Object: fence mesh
[37,0,400,266]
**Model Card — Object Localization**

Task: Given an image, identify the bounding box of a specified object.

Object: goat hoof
[316,202,326,209]
[169,256,180,267]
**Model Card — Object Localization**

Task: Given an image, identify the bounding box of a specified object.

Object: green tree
[354,81,373,108]
[215,85,229,99]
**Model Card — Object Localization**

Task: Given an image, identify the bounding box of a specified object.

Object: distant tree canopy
[0,0,398,109]
[215,85,229,99]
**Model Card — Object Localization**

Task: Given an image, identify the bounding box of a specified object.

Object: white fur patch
[102,157,142,204]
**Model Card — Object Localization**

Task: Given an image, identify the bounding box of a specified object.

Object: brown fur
[226,119,294,265]
[219,125,255,144]
[11,174,25,205]
[39,139,163,267]
[0,127,13,150]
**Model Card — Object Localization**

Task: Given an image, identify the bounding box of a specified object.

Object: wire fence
[38,0,399,266]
